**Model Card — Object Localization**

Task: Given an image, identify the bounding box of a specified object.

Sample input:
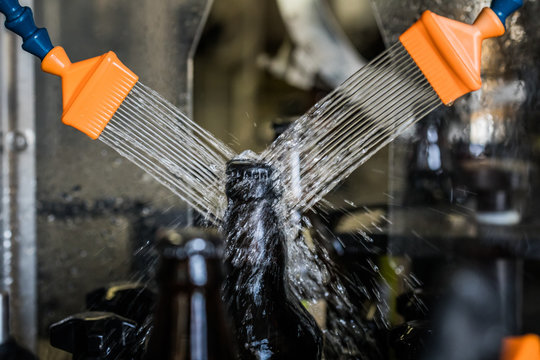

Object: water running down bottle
[222,159,323,359]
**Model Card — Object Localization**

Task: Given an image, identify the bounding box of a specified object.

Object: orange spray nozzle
[501,334,540,360]
[41,46,139,139]
[400,8,505,105]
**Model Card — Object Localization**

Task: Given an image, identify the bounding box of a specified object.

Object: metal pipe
[0,291,9,344]
[496,259,523,334]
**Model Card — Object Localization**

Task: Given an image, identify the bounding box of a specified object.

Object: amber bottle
[145,229,236,360]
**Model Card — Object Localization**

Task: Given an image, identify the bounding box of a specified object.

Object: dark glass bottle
[223,159,323,359]
[404,112,453,206]
[145,229,236,360]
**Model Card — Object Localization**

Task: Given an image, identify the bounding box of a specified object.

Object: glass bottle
[222,159,322,359]
[145,229,236,360]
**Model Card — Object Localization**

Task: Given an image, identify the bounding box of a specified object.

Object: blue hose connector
[490,0,524,27]
[0,0,53,60]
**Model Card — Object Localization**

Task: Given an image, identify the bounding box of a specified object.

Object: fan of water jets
[100,82,235,222]
[98,40,440,358]
[261,42,440,213]
[101,41,440,223]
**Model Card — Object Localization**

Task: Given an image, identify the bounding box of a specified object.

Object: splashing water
[257,42,443,357]
[97,43,444,358]
[281,203,393,357]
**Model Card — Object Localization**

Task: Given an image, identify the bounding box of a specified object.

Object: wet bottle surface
[145,229,236,360]
[223,159,323,360]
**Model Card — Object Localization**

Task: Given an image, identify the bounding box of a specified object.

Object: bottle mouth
[226,159,273,180]
[225,159,278,199]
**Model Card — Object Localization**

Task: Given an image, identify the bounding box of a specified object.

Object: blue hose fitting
[490,0,524,27]
[0,0,53,60]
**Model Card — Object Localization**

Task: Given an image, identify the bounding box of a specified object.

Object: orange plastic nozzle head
[400,8,505,105]
[41,46,139,139]
[501,334,540,360]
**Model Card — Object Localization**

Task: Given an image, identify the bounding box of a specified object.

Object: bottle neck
[148,257,227,359]
[158,256,223,294]
[224,195,288,297]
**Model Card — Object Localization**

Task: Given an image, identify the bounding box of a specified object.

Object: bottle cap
[225,159,278,200]
[226,159,273,180]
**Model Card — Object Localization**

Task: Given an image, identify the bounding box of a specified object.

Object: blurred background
[1,0,539,358]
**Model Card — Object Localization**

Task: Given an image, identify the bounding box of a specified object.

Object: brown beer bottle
[145,229,236,360]
[222,159,323,359]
